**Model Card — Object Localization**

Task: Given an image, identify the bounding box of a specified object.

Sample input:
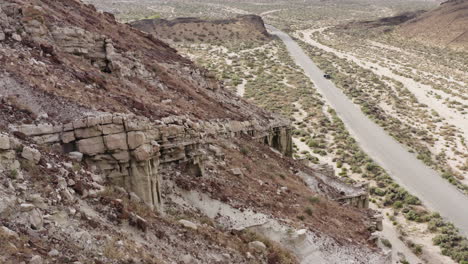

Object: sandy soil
[298,29,468,138]
[296,28,468,182]
[291,102,426,264]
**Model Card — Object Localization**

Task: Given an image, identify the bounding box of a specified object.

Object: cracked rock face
[11,114,292,210]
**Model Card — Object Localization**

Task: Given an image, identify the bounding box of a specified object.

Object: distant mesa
[130,15,271,43]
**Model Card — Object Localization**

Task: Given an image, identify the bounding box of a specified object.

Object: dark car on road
[323,74,331,79]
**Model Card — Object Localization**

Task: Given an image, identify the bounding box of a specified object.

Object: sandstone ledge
[10,114,293,210]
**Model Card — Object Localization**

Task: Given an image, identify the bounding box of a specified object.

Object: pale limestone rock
[100,114,113,124]
[101,123,125,135]
[61,131,75,143]
[127,131,145,149]
[112,151,130,163]
[0,31,5,41]
[29,209,43,229]
[87,116,102,127]
[32,133,60,144]
[72,118,88,129]
[77,137,105,156]
[48,249,59,257]
[29,255,43,264]
[75,126,102,139]
[60,188,74,202]
[112,115,124,124]
[20,203,35,212]
[103,133,128,151]
[57,176,67,189]
[132,144,152,161]
[208,144,224,157]
[21,146,41,164]
[231,168,243,176]
[181,255,196,264]
[63,122,74,131]
[178,219,197,230]
[68,152,83,162]
[0,134,10,150]
[129,192,141,203]
[27,194,47,210]
[290,229,307,243]
[16,123,57,136]
[11,33,21,41]
[8,137,22,150]
[0,226,19,238]
[248,241,266,251]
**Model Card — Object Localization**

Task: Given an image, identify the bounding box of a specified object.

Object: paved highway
[268,26,468,236]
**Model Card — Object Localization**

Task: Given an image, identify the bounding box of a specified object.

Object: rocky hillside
[0,0,388,263]
[130,15,271,43]
[397,0,468,51]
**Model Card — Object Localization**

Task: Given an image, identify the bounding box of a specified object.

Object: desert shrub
[308,196,320,204]
[381,238,392,248]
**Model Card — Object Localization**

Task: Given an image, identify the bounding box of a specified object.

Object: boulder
[127,131,146,149]
[289,229,307,244]
[77,137,105,156]
[8,136,22,150]
[27,194,47,210]
[112,151,130,163]
[0,134,10,150]
[11,33,21,42]
[0,226,19,239]
[48,249,59,257]
[60,188,75,202]
[21,147,41,164]
[129,214,147,232]
[132,144,153,161]
[248,241,267,251]
[0,196,16,216]
[20,203,35,212]
[29,255,43,264]
[208,144,224,157]
[29,209,44,229]
[68,152,83,162]
[231,168,243,176]
[178,219,198,230]
[181,255,196,264]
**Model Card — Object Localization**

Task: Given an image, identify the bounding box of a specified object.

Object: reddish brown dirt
[171,136,379,250]
[1,0,277,127]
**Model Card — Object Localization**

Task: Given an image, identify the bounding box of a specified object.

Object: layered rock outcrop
[11,114,292,210]
[0,134,21,176]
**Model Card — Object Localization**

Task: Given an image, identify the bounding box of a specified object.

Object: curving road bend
[267,26,468,236]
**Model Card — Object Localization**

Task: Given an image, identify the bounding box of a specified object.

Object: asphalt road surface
[268,26,468,236]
